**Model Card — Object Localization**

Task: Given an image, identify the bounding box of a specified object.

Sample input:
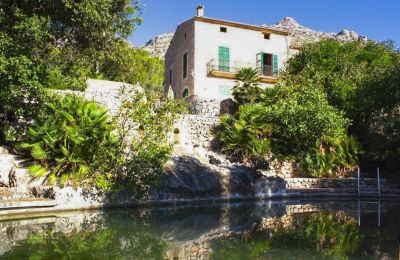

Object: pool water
[0,199,399,259]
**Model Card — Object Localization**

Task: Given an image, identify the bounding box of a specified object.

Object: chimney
[196,5,205,17]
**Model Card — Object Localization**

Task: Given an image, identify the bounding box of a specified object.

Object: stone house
[164,5,297,100]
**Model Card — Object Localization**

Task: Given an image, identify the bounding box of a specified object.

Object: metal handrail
[207,59,277,78]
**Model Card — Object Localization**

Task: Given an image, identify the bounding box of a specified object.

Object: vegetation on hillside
[0,0,181,195]
[0,0,163,127]
[218,40,400,177]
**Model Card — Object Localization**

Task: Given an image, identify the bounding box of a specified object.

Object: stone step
[0,198,57,210]
[288,188,357,193]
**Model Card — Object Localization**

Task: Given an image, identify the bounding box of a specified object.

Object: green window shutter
[218,46,230,72]
[273,54,279,77]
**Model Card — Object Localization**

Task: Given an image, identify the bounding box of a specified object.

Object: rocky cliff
[140,17,366,58]
[265,17,367,48]
[141,32,174,58]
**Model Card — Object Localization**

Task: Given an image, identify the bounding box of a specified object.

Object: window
[256,52,271,76]
[182,88,189,98]
[263,33,271,40]
[184,32,187,39]
[256,52,279,77]
[220,27,227,33]
[169,69,172,84]
[182,53,187,79]
[218,46,230,72]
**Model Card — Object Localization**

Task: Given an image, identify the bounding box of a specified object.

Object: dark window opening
[169,69,172,84]
[183,53,188,79]
[264,33,271,40]
[184,32,187,39]
[220,27,227,33]
[262,53,273,77]
[182,88,189,98]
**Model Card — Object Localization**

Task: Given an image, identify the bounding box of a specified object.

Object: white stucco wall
[193,20,292,99]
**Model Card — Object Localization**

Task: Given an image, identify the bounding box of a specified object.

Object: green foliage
[19,95,119,185]
[281,40,400,117]
[302,213,362,258]
[282,39,400,174]
[218,104,271,159]
[218,84,358,176]
[211,212,362,260]
[0,0,143,124]
[232,67,263,105]
[0,55,45,120]
[1,228,167,260]
[302,137,360,177]
[269,213,362,259]
[220,40,400,176]
[103,88,186,195]
[211,234,271,260]
[99,41,165,97]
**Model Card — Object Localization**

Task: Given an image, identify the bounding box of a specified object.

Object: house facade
[165,6,294,100]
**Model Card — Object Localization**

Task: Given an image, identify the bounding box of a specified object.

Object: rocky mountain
[141,17,366,58]
[141,32,174,58]
[265,17,367,48]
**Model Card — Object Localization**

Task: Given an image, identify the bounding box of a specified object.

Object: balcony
[206,59,278,84]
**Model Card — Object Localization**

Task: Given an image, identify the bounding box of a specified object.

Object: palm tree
[232,67,263,105]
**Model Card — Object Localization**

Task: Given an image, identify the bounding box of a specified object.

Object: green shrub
[19,95,119,185]
[218,104,271,160]
[232,67,263,105]
[217,85,358,177]
[282,39,400,174]
[103,89,186,195]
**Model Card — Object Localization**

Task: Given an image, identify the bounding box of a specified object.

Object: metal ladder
[357,167,381,196]
[357,199,381,227]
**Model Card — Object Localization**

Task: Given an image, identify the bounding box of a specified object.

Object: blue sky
[129,0,399,48]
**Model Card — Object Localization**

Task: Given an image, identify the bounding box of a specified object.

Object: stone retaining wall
[174,115,220,148]
[285,178,385,189]
[187,98,224,117]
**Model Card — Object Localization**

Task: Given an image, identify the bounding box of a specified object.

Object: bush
[232,67,263,105]
[217,85,358,177]
[282,39,400,175]
[19,95,119,185]
[97,88,186,195]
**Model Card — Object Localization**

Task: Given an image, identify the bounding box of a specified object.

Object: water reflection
[0,199,399,259]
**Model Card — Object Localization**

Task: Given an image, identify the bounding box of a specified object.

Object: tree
[0,0,143,121]
[281,39,400,174]
[218,84,358,177]
[232,67,263,105]
[99,41,165,98]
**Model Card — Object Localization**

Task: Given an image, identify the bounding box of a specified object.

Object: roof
[193,16,289,36]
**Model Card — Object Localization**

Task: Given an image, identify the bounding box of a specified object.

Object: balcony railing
[207,59,253,74]
[207,59,276,78]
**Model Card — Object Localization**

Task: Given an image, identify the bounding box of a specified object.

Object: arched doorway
[182,88,189,98]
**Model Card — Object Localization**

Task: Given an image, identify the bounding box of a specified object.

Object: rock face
[141,32,174,59]
[57,79,143,116]
[265,17,367,48]
[141,17,366,58]
[150,156,286,201]
[0,148,15,188]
